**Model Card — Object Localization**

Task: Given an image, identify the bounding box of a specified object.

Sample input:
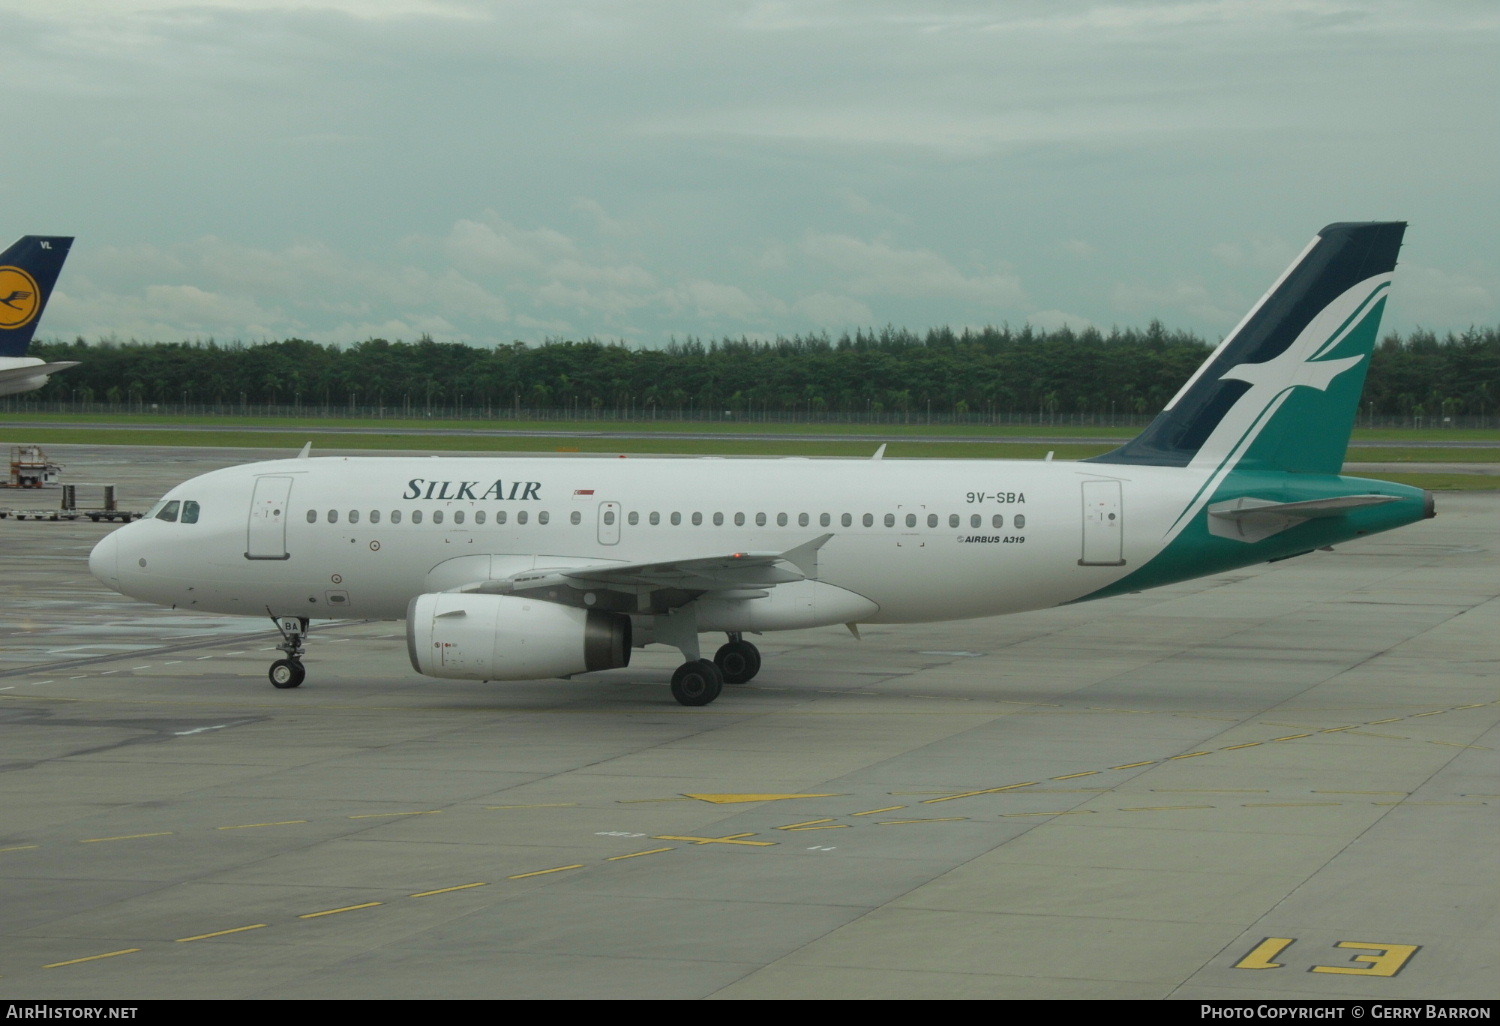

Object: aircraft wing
[472,534,833,596]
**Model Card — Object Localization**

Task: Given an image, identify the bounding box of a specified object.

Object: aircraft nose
[89,530,120,588]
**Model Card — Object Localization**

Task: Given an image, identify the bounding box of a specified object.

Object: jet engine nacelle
[406,593,631,681]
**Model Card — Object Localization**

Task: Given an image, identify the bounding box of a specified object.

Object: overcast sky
[4,0,1496,348]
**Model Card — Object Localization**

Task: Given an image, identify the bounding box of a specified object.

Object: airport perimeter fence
[3,398,1498,432]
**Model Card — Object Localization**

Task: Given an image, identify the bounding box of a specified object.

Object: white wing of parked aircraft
[90,222,1433,705]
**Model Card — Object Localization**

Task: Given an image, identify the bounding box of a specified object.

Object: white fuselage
[90,453,1198,630]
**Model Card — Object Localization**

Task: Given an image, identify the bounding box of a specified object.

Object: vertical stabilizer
[1088,222,1404,476]
[0,236,74,357]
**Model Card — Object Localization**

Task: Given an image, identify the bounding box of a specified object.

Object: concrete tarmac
[0,445,1495,1000]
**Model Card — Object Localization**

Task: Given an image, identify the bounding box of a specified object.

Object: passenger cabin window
[306,510,317,523]
[475,511,486,525]
[328,509,339,524]
[628,512,640,526]
[862,514,873,527]
[155,500,180,523]
[649,512,660,526]
[670,512,681,526]
[884,514,896,527]
[776,513,788,527]
[370,510,381,524]
[970,514,981,528]
[453,511,464,524]
[571,511,582,525]
[755,513,767,526]
[412,510,423,524]
[538,511,550,525]
[349,510,360,524]
[517,511,528,525]
[433,511,444,524]
[713,513,724,526]
[949,514,959,528]
[842,514,852,527]
[1014,514,1026,529]
[603,511,616,525]
[905,514,916,528]
[734,513,745,526]
[992,514,1003,529]
[391,510,402,524]
[496,511,507,524]
[691,512,702,526]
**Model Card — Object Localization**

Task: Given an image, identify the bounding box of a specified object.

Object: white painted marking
[174,724,228,736]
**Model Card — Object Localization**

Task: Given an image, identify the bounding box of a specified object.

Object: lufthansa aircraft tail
[0,236,73,357]
[0,235,77,397]
[1089,221,1404,477]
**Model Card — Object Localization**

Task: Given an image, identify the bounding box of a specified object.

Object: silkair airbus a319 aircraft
[91,222,1433,705]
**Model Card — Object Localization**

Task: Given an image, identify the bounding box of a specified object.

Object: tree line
[19,323,1500,421]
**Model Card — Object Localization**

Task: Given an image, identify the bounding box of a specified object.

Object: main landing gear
[714,634,762,684]
[668,634,763,707]
[268,615,309,689]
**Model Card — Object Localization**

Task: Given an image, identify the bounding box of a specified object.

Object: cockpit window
[181,500,201,524]
[154,500,181,523]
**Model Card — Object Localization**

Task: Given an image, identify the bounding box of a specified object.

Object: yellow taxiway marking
[777,819,850,831]
[1243,802,1343,808]
[1368,717,1403,724]
[299,902,383,918]
[606,848,674,861]
[877,817,968,825]
[922,782,1037,804]
[1168,751,1211,760]
[683,793,843,804]
[508,864,585,879]
[1122,805,1213,812]
[1221,742,1262,750]
[852,806,907,816]
[411,883,487,897]
[177,925,267,942]
[218,820,309,830]
[0,844,41,853]
[1111,760,1157,769]
[1271,733,1313,742]
[1155,788,1267,794]
[485,803,579,810]
[80,832,173,843]
[1316,790,1408,795]
[1002,810,1094,817]
[1052,771,1099,780]
[44,949,140,968]
[347,811,440,819]
[653,833,775,846]
[1235,937,1295,970]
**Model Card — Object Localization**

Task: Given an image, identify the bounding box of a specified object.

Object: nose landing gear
[268,614,309,689]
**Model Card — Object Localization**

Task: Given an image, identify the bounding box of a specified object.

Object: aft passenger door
[1079,479,1125,566]
[247,475,293,560]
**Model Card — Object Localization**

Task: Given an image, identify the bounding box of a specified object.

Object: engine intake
[406,593,631,681]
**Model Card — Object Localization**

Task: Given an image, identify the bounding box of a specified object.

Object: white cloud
[802,234,1026,306]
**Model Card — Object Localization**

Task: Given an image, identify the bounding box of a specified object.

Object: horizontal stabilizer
[1207,494,1400,542]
